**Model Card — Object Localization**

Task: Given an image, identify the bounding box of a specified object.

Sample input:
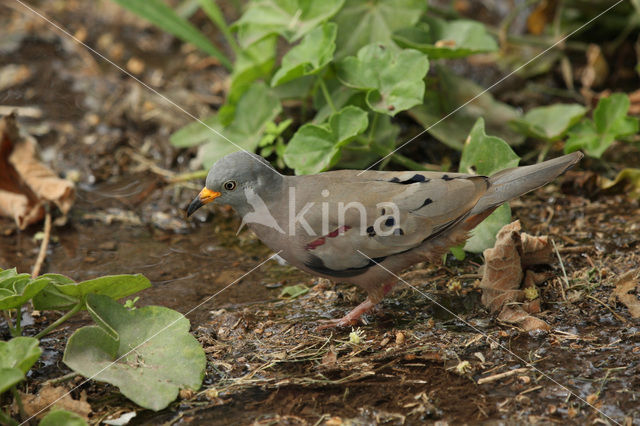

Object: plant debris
[479,220,552,331]
[0,113,74,229]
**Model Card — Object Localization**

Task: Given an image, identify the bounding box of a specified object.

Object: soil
[1,1,639,425]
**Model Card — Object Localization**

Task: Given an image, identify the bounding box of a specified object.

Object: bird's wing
[285,170,489,276]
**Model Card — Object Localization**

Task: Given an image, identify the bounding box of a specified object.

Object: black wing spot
[419,198,433,208]
[367,226,376,237]
[385,216,395,227]
[388,174,430,184]
[381,208,386,215]
[393,228,404,236]
[442,174,454,181]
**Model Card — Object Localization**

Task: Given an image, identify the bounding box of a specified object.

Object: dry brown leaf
[479,221,524,313]
[613,270,640,318]
[18,384,92,420]
[498,306,550,332]
[526,0,558,35]
[521,233,553,267]
[321,346,337,366]
[479,221,553,329]
[0,113,74,229]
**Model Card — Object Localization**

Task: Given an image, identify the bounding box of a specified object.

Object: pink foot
[317,297,377,330]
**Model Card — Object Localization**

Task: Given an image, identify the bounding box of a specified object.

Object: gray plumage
[191,150,583,327]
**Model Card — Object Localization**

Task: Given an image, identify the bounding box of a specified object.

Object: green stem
[169,169,208,183]
[11,387,24,421]
[198,0,242,57]
[367,113,379,143]
[318,79,336,113]
[0,409,18,426]
[14,305,22,336]
[34,303,82,339]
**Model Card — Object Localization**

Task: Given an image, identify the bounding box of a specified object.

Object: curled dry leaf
[613,270,640,319]
[0,113,74,229]
[18,384,92,420]
[479,220,552,331]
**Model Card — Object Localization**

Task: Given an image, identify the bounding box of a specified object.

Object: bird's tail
[470,151,583,216]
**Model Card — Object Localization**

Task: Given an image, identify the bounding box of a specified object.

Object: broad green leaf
[338,114,399,169]
[510,104,586,141]
[409,67,524,150]
[172,82,282,168]
[0,337,42,374]
[233,0,344,47]
[271,23,337,86]
[337,44,429,116]
[565,94,639,158]
[110,0,231,69]
[221,36,277,125]
[64,295,206,411]
[39,410,87,426]
[0,277,50,310]
[460,118,520,253]
[333,0,426,59]
[393,17,497,59]
[284,106,368,174]
[600,168,640,199]
[32,274,150,311]
[0,367,24,394]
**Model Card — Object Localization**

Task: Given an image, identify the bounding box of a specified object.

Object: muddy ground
[1,1,639,425]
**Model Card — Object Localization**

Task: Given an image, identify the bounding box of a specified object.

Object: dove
[187,151,583,328]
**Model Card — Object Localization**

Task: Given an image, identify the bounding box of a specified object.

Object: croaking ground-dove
[187,151,583,328]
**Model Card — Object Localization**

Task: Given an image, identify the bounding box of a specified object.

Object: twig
[477,367,529,384]
[31,206,52,278]
[41,372,79,387]
[551,239,569,300]
[586,295,628,325]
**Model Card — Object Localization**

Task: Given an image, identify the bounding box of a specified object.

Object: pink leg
[317,297,377,330]
[317,281,398,330]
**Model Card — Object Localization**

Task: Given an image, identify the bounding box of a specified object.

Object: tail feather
[470,152,583,215]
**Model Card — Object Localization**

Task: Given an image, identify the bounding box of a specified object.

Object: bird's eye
[223,180,236,191]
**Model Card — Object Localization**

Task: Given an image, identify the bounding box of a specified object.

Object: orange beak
[186,187,221,217]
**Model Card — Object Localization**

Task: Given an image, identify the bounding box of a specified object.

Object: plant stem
[42,372,79,387]
[198,0,242,57]
[169,169,208,183]
[31,205,51,278]
[34,302,82,339]
[367,113,379,143]
[10,306,22,337]
[0,409,17,426]
[318,79,336,113]
[11,387,25,421]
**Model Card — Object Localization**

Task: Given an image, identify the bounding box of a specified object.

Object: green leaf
[233,0,344,48]
[0,367,24,394]
[337,44,429,116]
[110,0,231,70]
[510,104,587,141]
[565,93,639,158]
[460,118,520,253]
[272,23,337,86]
[221,36,277,125]
[338,114,399,169]
[393,17,497,59]
[64,295,206,411]
[409,67,524,150]
[171,82,283,168]
[0,273,49,310]
[333,0,426,59]
[284,106,368,174]
[279,284,309,299]
[0,337,42,374]
[39,410,87,426]
[600,168,640,199]
[32,274,150,311]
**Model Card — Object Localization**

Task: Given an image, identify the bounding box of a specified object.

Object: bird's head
[186,151,281,217]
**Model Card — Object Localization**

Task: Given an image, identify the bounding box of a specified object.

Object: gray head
[187,151,282,216]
